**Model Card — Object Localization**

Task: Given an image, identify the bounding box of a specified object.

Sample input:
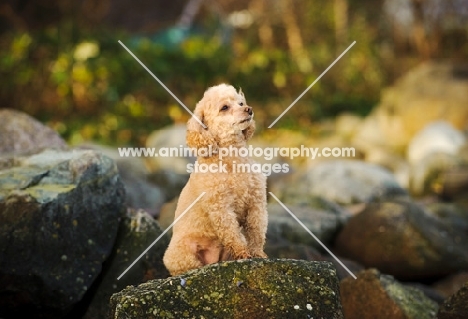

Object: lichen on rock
[109,259,343,319]
[0,149,126,317]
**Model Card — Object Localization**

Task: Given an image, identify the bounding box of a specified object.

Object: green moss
[381,274,438,319]
[109,259,343,319]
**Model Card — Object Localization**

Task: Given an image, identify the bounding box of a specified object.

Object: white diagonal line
[268,41,356,128]
[269,192,357,279]
[117,192,206,280]
[118,40,206,129]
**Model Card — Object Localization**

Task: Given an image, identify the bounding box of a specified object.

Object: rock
[459,144,468,162]
[111,156,165,216]
[78,144,166,216]
[145,124,194,174]
[407,121,466,165]
[433,272,468,299]
[261,197,362,282]
[361,147,411,189]
[354,62,468,153]
[352,111,390,153]
[429,143,468,202]
[425,201,468,225]
[266,199,349,251]
[411,143,468,199]
[147,169,189,204]
[83,208,169,319]
[404,282,445,304]
[247,139,291,183]
[278,160,408,205]
[264,243,364,281]
[340,269,438,319]
[108,259,343,319]
[407,121,467,196]
[393,163,412,191]
[335,199,468,279]
[437,281,468,319]
[409,152,459,196]
[344,202,367,216]
[437,166,468,200]
[0,149,125,317]
[264,243,323,260]
[323,257,363,281]
[334,113,363,140]
[0,109,67,155]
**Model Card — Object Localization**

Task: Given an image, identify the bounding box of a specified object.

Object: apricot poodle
[163,84,268,276]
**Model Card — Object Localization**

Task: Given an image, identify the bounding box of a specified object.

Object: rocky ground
[1,62,468,318]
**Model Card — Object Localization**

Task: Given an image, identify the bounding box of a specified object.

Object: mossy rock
[340,269,438,319]
[438,281,468,319]
[108,259,343,319]
[0,149,125,317]
[84,208,169,319]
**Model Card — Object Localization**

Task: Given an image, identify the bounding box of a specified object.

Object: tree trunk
[281,0,312,72]
[249,0,274,48]
[334,0,349,51]
[411,0,432,59]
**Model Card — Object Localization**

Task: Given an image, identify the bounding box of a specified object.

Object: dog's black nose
[245,106,253,115]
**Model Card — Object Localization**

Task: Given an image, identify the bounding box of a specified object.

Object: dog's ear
[242,120,256,141]
[238,87,244,98]
[186,109,218,151]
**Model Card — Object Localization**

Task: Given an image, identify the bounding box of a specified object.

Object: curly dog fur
[163,84,268,276]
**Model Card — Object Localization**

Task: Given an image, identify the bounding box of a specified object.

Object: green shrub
[0,22,383,145]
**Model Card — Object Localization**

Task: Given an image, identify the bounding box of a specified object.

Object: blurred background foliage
[1,0,467,146]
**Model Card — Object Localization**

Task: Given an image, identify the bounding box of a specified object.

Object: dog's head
[186,84,255,150]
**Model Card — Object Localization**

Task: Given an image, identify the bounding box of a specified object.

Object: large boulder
[335,199,468,279]
[108,259,343,319]
[0,149,125,318]
[83,208,169,319]
[340,269,438,319]
[433,272,468,299]
[276,160,407,205]
[409,152,460,196]
[145,124,194,174]
[407,121,466,165]
[263,243,364,281]
[266,198,349,251]
[436,165,468,201]
[353,62,468,154]
[438,281,468,319]
[406,121,467,196]
[0,108,67,155]
[334,113,364,140]
[79,144,166,216]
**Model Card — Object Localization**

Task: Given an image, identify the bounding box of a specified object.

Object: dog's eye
[220,105,229,111]
[239,102,244,106]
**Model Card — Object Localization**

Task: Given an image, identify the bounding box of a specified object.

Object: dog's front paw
[251,251,268,258]
[231,248,252,260]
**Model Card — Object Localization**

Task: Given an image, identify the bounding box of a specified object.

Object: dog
[163,84,268,276]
